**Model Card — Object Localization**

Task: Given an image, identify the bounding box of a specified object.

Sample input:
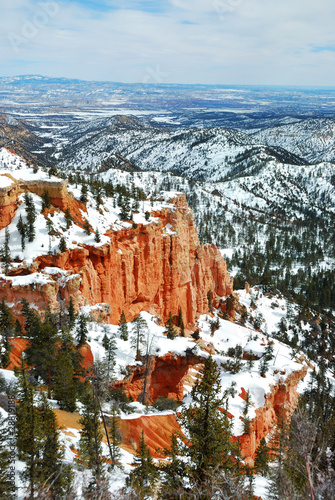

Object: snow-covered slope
[251,118,335,164]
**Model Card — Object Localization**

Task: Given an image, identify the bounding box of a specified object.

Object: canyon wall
[0,182,233,325]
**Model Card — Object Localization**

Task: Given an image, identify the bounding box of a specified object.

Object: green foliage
[109,405,122,470]
[254,437,269,474]
[59,236,67,253]
[1,227,11,274]
[94,227,101,243]
[118,311,128,341]
[41,189,51,211]
[131,314,147,360]
[152,396,180,412]
[178,355,237,486]
[0,414,15,498]
[53,332,79,412]
[67,297,76,329]
[80,183,88,203]
[126,431,159,498]
[83,219,91,235]
[78,385,106,496]
[76,314,88,346]
[16,214,26,251]
[64,207,72,229]
[24,193,36,242]
[24,307,59,398]
[16,366,73,498]
[164,312,177,340]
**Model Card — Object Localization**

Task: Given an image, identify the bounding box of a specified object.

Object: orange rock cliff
[0,178,233,325]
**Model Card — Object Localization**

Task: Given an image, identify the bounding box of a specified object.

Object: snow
[0,174,14,188]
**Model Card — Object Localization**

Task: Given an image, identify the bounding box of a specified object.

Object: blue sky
[1,0,335,85]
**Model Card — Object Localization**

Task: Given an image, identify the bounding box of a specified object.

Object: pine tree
[67,297,76,329]
[109,405,122,470]
[34,392,74,498]
[41,189,51,211]
[83,219,91,235]
[126,431,159,498]
[64,207,72,229]
[59,236,67,253]
[179,355,236,486]
[16,214,26,251]
[80,183,88,203]
[24,309,59,399]
[94,228,101,243]
[242,390,252,434]
[160,432,186,497]
[102,329,116,383]
[164,312,177,340]
[0,414,15,499]
[76,314,88,346]
[16,363,41,499]
[131,315,147,360]
[1,227,11,275]
[24,192,36,242]
[78,386,106,495]
[53,335,78,412]
[118,311,128,341]
[254,437,269,474]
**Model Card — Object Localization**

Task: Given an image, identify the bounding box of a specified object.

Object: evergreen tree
[109,405,122,470]
[254,437,269,475]
[101,329,116,383]
[53,334,78,412]
[164,312,177,340]
[179,355,236,487]
[16,363,73,499]
[83,219,91,235]
[80,183,88,203]
[0,414,15,499]
[160,432,186,498]
[78,386,106,494]
[242,390,252,434]
[94,228,101,243]
[126,431,159,498]
[131,314,147,360]
[118,311,128,341]
[76,314,88,346]
[24,309,59,399]
[59,236,67,253]
[67,297,76,329]
[41,189,51,211]
[64,207,72,229]
[17,214,26,251]
[24,193,36,242]
[178,307,185,337]
[1,227,11,275]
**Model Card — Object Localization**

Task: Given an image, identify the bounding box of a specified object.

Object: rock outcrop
[115,352,203,403]
[235,365,308,465]
[0,192,233,325]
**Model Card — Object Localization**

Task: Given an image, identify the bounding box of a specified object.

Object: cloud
[0,0,334,85]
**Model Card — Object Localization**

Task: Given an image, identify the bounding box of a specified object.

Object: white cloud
[0,0,334,85]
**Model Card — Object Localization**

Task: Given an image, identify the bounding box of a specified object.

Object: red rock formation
[0,193,233,325]
[234,365,308,464]
[116,362,307,463]
[115,352,203,403]
[118,414,180,457]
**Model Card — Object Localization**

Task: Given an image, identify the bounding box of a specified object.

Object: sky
[0,0,335,85]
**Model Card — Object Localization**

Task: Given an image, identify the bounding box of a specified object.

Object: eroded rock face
[115,357,307,462]
[1,193,233,325]
[235,365,308,464]
[115,352,203,403]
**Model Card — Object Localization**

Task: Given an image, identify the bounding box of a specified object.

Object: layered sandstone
[0,192,233,325]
